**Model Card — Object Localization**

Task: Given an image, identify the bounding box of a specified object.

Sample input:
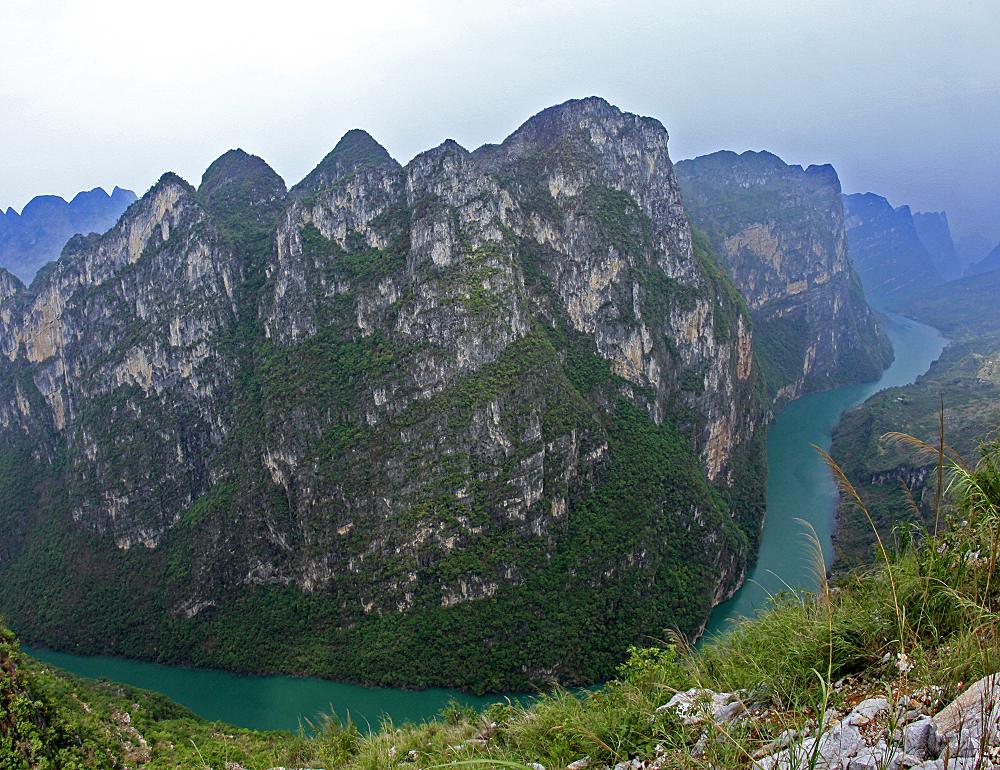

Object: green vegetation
[6,433,997,769]
[831,270,1000,569]
[0,130,766,695]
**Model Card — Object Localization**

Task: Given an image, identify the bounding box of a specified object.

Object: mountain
[955,232,994,272]
[676,150,891,402]
[842,193,943,305]
[0,186,137,283]
[965,240,1000,276]
[0,98,766,692]
[912,210,960,280]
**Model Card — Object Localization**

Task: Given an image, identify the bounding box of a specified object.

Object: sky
[2,0,998,241]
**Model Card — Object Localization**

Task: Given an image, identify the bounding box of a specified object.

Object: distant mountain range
[841,192,1000,303]
[955,232,995,270]
[0,187,137,283]
[842,193,944,304]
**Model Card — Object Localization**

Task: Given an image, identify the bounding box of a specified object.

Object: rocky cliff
[842,193,944,305]
[0,98,765,691]
[0,186,137,283]
[676,151,891,402]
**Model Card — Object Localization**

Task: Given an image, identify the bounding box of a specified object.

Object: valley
[20,309,945,732]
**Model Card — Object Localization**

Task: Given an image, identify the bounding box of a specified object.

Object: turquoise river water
[24,312,946,732]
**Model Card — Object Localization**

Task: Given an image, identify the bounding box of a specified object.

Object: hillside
[0,98,766,692]
[830,268,1000,569]
[966,240,1000,277]
[676,151,890,402]
[4,436,998,769]
[0,187,137,283]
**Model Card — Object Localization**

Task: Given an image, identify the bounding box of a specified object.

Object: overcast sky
[2,0,997,240]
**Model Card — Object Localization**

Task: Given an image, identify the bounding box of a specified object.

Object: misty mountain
[676,150,890,402]
[966,240,1000,277]
[956,232,994,271]
[912,210,961,280]
[842,192,943,305]
[0,187,137,283]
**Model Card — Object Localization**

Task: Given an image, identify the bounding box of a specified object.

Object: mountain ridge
[0,185,137,283]
[676,149,891,402]
[0,97,766,691]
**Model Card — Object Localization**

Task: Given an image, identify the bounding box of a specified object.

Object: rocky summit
[0,97,770,691]
[676,150,891,402]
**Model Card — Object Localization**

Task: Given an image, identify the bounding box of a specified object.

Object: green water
[703,312,946,638]
[24,312,945,732]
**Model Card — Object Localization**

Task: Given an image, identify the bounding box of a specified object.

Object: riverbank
[704,311,945,639]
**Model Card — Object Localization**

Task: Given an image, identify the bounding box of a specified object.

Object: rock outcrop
[676,151,891,401]
[0,98,766,691]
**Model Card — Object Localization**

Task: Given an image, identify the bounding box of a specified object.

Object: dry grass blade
[881,431,967,471]
[813,444,907,659]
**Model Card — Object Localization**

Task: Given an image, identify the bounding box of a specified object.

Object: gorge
[0,98,919,730]
[25,309,945,731]
[1,98,768,693]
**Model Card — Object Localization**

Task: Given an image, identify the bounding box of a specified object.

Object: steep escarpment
[0,98,765,691]
[676,151,891,402]
[842,192,944,304]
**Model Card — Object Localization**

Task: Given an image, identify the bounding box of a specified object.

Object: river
[24,312,946,732]
[703,311,946,636]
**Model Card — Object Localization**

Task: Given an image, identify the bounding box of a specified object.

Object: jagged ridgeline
[0,98,766,691]
[676,151,891,401]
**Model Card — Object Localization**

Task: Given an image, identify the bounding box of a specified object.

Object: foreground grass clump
[4,433,999,769]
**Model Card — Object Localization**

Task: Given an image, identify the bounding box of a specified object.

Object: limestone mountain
[676,150,891,401]
[0,186,137,283]
[956,232,994,273]
[842,192,943,304]
[0,98,766,691]
[912,210,961,280]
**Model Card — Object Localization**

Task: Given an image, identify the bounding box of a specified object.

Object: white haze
[1,0,998,239]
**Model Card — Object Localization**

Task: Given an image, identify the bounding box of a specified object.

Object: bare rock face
[0,98,765,690]
[677,151,891,402]
[843,193,944,305]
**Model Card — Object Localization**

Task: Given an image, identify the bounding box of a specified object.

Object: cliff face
[0,187,137,283]
[676,151,891,402]
[912,210,960,280]
[842,193,944,304]
[0,98,765,691]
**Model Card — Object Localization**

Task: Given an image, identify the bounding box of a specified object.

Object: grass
[4,430,999,769]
